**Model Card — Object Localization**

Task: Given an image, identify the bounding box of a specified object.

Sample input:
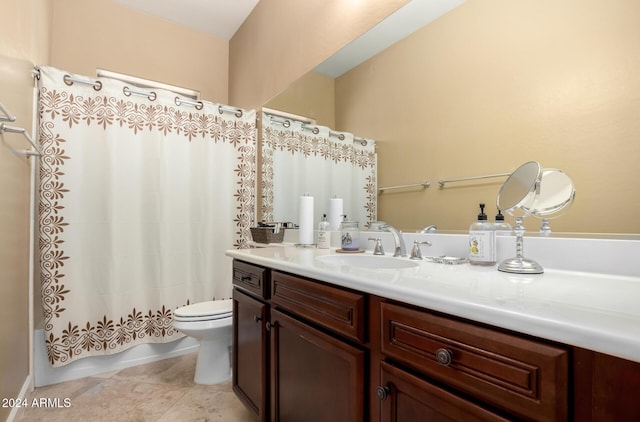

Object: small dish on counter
[424,256,468,265]
[336,248,366,253]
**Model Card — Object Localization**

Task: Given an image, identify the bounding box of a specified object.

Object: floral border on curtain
[37,66,256,366]
[261,114,377,224]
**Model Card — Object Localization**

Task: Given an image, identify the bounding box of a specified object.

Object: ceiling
[109,0,464,76]
[110,0,259,40]
[314,0,465,77]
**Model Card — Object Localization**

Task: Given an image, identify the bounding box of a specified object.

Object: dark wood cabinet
[380,301,568,421]
[232,262,270,421]
[378,361,510,422]
[233,261,368,421]
[270,308,366,421]
[270,270,366,342]
[573,347,640,421]
[233,260,269,299]
[232,259,640,422]
[232,288,268,420]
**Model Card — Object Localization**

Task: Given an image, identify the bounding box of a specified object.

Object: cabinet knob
[376,385,391,401]
[254,315,262,323]
[435,348,453,367]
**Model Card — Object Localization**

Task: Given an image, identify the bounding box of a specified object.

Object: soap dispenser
[469,203,496,265]
[317,214,331,249]
[494,210,513,236]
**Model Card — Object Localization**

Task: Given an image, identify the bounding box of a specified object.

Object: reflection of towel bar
[379,180,430,193]
[438,173,510,188]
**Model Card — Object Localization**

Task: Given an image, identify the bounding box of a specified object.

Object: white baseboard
[6,373,33,422]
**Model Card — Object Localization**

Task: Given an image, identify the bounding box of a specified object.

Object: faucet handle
[368,237,385,255]
[410,240,432,260]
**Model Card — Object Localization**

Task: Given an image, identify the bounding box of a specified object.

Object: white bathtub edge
[33,329,199,387]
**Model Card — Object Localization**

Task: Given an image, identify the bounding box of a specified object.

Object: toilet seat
[174,299,232,322]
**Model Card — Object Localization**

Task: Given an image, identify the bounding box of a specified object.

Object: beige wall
[0,0,52,418]
[229,0,410,110]
[265,71,336,128]
[336,0,640,233]
[50,0,228,102]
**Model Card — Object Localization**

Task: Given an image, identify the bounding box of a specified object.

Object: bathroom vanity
[227,244,640,421]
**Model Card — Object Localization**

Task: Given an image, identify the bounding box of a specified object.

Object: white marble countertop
[226,244,640,363]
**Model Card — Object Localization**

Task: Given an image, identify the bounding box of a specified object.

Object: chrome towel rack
[0,102,43,157]
[0,102,16,122]
[438,172,510,188]
[379,180,430,193]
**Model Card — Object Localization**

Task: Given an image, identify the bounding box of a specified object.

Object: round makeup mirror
[496,161,544,274]
[529,169,576,218]
[497,161,543,217]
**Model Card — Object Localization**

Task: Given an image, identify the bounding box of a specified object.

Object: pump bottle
[469,203,496,265]
[494,210,513,236]
[317,214,331,249]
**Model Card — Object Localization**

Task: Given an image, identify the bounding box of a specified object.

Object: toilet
[173,299,233,384]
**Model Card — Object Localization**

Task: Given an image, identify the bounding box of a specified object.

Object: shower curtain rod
[123,86,157,101]
[266,112,370,145]
[34,67,244,117]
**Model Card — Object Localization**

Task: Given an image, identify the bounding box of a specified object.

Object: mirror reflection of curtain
[37,66,256,366]
[261,112,376,226]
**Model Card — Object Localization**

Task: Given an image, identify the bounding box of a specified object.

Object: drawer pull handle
[435,348,453,367]
[241,275,252,282]
[254,315,262,323]
[375,385,391,401]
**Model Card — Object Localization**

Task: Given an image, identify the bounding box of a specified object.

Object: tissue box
[250,227,285,244]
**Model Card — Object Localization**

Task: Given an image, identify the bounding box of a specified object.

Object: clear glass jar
[340,221,360,251]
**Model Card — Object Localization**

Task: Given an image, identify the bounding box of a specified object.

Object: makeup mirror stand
[498,216,544,274]
[496,161,545,274]
[497,163,575,275]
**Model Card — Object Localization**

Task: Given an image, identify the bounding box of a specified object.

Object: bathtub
[33,328,199,387]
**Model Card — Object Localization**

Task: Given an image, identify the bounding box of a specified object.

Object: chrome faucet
[381,224,407,257]
[417,225,437,233]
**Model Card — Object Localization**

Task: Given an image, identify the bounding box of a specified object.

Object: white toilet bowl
[173,299,233,385]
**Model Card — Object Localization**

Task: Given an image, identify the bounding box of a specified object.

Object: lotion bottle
[494,210,512,236]
[317,214,331,249]
[469,203,496,265]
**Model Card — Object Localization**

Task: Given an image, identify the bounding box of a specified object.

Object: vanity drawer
[271,271,366,343]
[381,302,568,422]
[233,260,269,299]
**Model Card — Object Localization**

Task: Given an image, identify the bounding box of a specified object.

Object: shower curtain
[36,66,256,366]
[261,112,377,225]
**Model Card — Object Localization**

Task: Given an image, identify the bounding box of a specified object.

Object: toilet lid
[174,299,232,320]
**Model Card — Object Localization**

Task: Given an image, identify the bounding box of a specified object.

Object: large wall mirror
[262,0,640,235]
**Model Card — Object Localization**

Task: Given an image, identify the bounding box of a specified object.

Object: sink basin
[315,254,419,269]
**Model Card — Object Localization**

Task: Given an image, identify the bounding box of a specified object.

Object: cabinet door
[270,309,365,422]
[378,362,510,422]
[233,288,268,421]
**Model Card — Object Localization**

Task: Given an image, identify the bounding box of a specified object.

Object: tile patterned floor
[17,353,258,422]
